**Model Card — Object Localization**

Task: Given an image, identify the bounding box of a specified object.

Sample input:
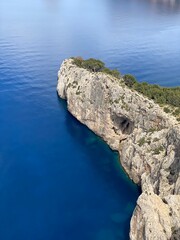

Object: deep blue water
[0,0,180,240]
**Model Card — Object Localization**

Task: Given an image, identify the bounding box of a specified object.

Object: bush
[111,69,121,78]
[123,74,137,87]
[102,68,121,78]
[173,108,180,116]
[72,57,83,67]
[81,58,105,72]
[153,146,164,155]
[123,74,180,114]
[138,137,146,147]
[164,107,171,113]
[72,57,120,76]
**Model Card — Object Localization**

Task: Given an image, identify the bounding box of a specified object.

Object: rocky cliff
[57,59,180,240]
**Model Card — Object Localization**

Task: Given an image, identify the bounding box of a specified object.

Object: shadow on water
[57,96,140,240]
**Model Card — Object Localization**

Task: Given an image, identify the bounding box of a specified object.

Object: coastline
[57,58,180,240]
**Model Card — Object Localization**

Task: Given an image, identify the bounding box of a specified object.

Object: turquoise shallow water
[0,0,180,239]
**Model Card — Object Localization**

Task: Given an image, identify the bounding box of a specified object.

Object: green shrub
[123,75,180,113]
[123,74,137,87]
[173,108,180,116]
[148,128,157,133]
[110,69,121,78]
[72,57,83,67]
[72,57,120,76]
[153,146,164,155]
[164,107,171,113]
[72,57,104,72]
[81,58,105,72]
[138,137,146,147]
[102,68,120,78]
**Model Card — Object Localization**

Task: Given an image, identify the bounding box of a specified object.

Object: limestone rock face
[57,59,180,240]
[130,193,171,240]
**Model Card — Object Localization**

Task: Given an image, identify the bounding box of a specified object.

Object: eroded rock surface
[57,59,180,240]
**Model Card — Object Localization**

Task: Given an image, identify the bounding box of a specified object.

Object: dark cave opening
[111,114,134,135]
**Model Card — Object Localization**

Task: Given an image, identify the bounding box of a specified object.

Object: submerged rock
[57,59,180,240]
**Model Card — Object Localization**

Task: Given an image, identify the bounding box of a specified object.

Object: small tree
[111,69,121,78]
[82,58,105,72]
[123,74,137,87]
[102,68,120,78]
[73,57,83,67]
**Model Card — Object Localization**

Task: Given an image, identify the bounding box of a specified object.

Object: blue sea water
[0,0,180,240]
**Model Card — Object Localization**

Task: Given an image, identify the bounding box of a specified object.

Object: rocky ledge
[57,59,180,240]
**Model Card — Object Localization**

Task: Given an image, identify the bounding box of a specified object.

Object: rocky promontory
[57,58,180,240]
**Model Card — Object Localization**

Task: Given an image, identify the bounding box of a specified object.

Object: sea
[0,0,179,239]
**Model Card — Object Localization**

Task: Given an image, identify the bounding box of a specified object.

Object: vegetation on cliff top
[72,57,180,119]
[123,74,180,119]
[72,57,120,79]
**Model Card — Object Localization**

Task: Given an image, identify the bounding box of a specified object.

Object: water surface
[0,0,180,239]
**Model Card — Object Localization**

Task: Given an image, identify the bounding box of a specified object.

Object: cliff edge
[57,59,180,240]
